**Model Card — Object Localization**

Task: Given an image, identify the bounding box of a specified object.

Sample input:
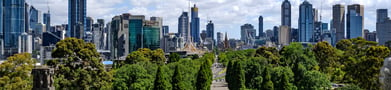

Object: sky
[26,0,391,39]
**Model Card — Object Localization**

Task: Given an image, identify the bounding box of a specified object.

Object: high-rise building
[200,30,207,42]
[162,26,169,36]
[128,15,144,53]
[377,9,388,23]
[376,9,391,45]
[68,0,86,39]
[178,12,189,42]
[298,1,314,42]
[281,0,291,27]
[332,4,345,43]
[206,20,214,40]
[191,4,200,44]
[43,12,51,32]
[279,26,291,45]
[364,29,376,42]
[29,6,41,31]
[143,20,161,50]
[258,16,264,38]
[273,26,279,43]
[313,8,318,22]
[291,28,299,42]
[217,32,224,44]
[266,29,274,38]
[347,4,364,39]
[3,0,27,56]
[86,17,93,32]
[241,24,256,45]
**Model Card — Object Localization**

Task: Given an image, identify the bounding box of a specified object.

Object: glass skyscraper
[191,4,200,44]
[258,16,263,38]
[143,25,160,50]
[282,0,291,27]
[29,6,41,31]
[298,1,313,42]
[162,26,169,35]
[206,20,214,40]
[178,12,189,42]
[129,19,143,52]
[43,12,50,32]
[347,4,364,39]
[332,4,345,43]
[3,0,26,55]
[68,0,86,39]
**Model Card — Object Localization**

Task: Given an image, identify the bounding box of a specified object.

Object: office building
[376,9,391,45]
[298,1,314,42]
[282,0,291,27]
[43,12,51,32]
[143,19,161,50]
[364,29,376,42]
[86,17,93,32]
[162,26,169,35]
[273,26,279,43]
[3,0,27,56]
[241,24,256,45]
[266,29,274,39]
[259,16,264,38]
[29,6,41,30]
[68,0,87,39]
[178,12,190,42]
[191,4,200,44]
[347,4,364,39]
[291,28,299,42]
[200,30,207,42]
[279,26,291,45]
[206,20,214,40]
[217,32,224,44]
[332,4,345,43]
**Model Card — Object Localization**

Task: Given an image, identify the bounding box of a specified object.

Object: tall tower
[178,12,190,42]
[298,0,313,42]
[206,20,214,40]
[281,0,291,27]
[258,16,264,38]
[68,0,87,39]
[332,4,345,43]
[191,4,200,44]
[3,0,27,56]
[346,4,364,39]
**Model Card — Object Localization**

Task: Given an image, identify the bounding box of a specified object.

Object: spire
[47,0,50,13]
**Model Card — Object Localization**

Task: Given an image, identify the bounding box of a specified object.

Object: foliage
[153,66,171,90]
[262,67,274,90]
[298,70,331,90]
[243,57,268,89]
[168,53,180,63]
[336,84,363,90]
[271,66,296,90]
[196,61,213,90]
[50,38,112,89]
[113,64,154,90]
[125,48,166,65]
[0,53,35,90]
[172,65,186,90]
[231,61,246,90]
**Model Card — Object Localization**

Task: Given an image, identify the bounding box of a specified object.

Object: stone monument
[380,57,391,90]
[32,67,55,90]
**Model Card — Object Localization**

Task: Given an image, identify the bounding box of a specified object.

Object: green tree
[336,84,363,90]
[262,67,274,90]
[50,38,112,89]
[196,61,212,90]
[168,53,180,63]
[0,53,35,90]
[226,60,234,89]
[172,65,185,90]
[298,71,331,90]
[244,57,267,89]
[150,49,166,65]
[232,61,246,90]
[154,66,171,90]
[271,67,296,90]
[113,64,154,90]
[313,41,343,82]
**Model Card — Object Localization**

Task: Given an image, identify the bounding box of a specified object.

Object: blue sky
[27,0,391,39]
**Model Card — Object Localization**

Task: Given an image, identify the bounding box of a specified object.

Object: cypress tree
[196,61,212,90]
[172,65,185,90]
[154,66,170,90]
[262,67,274,90]
[233,61,246,90]
[226,60,234,89]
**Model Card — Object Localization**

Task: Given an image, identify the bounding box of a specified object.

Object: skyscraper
[178,12,189,42]
[376,9,391,45]
[29,6,41,30]
[347,4,364,39]
[3,0,27,56]
[258,16,264,38]
[217,32,223,44]
[241,24,256,45]
[298,1,314,42]
[43,12,51,32]
[206,20,214,40]
[281,0,291,27]
[68,0,87,39]
[377,9,388,23]
[332,4,345,43]
[162,26,169,35]
[279,26,291,45]
[86,17,93,32]
[191,4,200,44]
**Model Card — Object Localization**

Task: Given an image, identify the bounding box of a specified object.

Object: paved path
[211,55,228,90]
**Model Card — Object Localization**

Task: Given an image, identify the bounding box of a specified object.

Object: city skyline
[27,0,390,39]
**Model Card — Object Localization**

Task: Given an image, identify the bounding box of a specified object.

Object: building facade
[332,4,345,43]
[346,4,364,39]
[282,0,291,27]
[258,16,264,38]
[178,12,189,42]
[376,9,391,45]
[298,1,313,42]
[206,20,214,41]
[3,0,27,56]
[279,26,291,45]
[68,0,86,39]
[191,4,200,44]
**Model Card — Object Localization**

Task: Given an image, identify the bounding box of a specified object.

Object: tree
[336,84,363,90]
[313,41,341,80]
[50,38,112,89]
[172,65,185,90]
[196,61,212,90]
[113,64,154,90]
[168,53,180,63]
[231,61,246,90]
[154,66,170,90]
[226,60,234,89]
[262,67,274,90]
[150,49,166,65]
[244,57,267,89]
[298,71,331,90]
[271,67,296,90]
[0,53,35,90]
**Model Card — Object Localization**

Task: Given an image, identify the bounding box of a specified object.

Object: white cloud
[26,0,390,39]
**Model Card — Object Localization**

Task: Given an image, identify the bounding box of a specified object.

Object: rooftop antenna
[47,0,50,13]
